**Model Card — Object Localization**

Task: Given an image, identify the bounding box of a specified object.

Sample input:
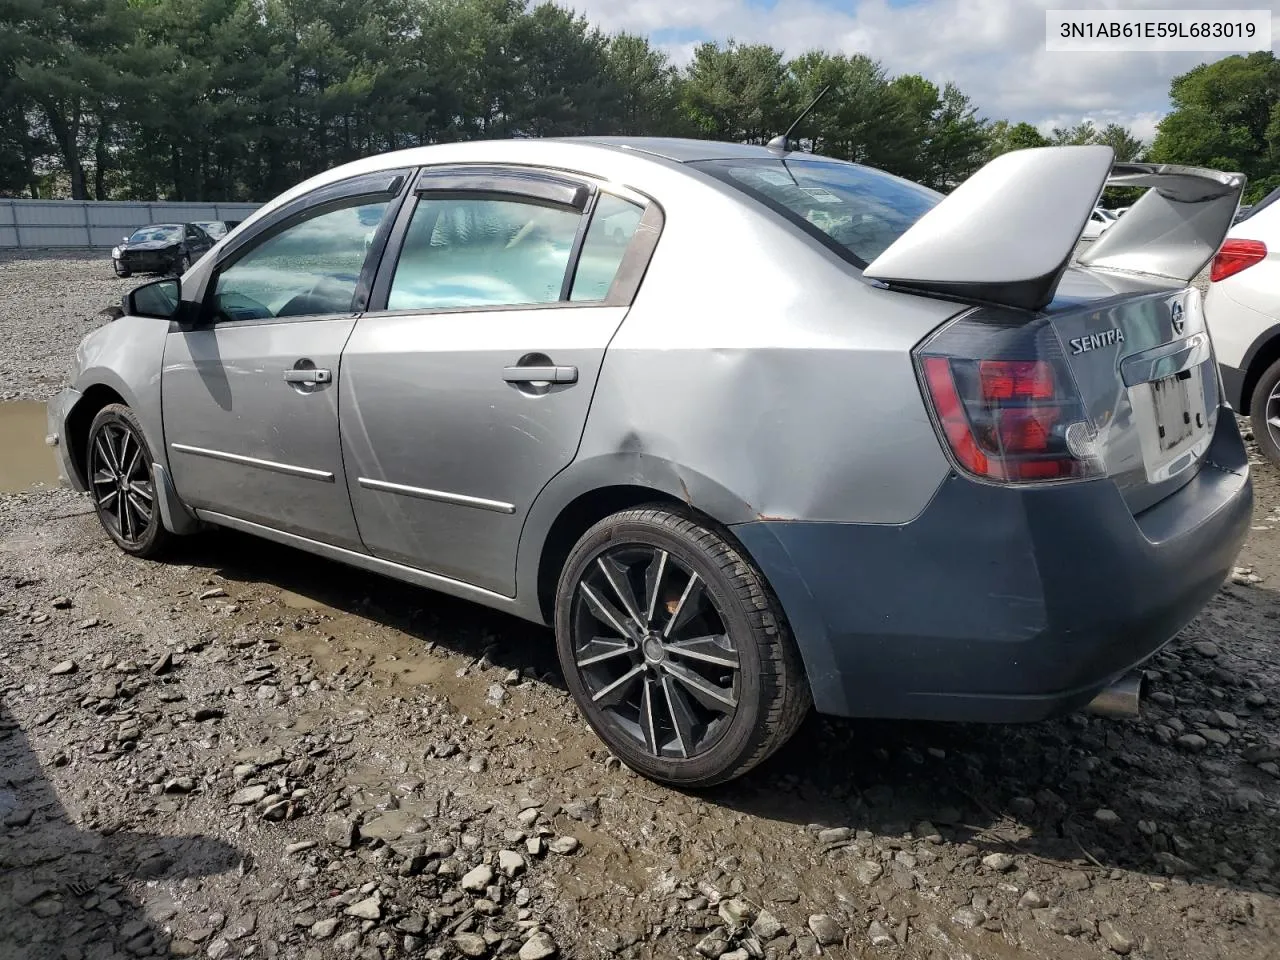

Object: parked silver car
[48,138,1252,787]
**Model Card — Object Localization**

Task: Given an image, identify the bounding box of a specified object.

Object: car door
[161,169,412,549]
[340,167,662,595]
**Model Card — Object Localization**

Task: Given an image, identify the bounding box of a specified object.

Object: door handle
[283,368,332,384]
[502,364,577,384]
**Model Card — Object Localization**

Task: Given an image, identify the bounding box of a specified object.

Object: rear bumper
[732,412,1253,722]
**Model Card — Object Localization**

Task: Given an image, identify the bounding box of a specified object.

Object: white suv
[1206,187,1280,465]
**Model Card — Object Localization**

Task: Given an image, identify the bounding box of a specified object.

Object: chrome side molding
[356,477,516,515]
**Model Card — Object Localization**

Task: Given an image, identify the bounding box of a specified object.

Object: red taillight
[1210,239,1267,282]
[917,318,1103,485]
[979,360,1054,400]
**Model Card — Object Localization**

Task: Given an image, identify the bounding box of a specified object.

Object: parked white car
[1206,188,1280,465]
[1081,206,1116,240]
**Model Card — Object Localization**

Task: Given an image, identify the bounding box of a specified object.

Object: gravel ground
[2,253,1279,960]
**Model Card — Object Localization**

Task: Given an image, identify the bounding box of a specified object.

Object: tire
[1249,357,1280,468]
[173,252,191,276]
[113,261,131,278]
[85,404,171,558]
[554,506,811,788]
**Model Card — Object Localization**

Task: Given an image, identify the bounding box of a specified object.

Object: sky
[572,0,1279,143]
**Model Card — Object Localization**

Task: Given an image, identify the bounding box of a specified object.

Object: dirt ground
[2,253,1279,960]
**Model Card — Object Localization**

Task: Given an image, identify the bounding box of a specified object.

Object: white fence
[0,199,262,248]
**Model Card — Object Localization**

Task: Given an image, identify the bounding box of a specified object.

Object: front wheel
[172,252,191,276]
[86,404,170,558]
[1249,358,1280,468]
[112,261,131,278]
[555,506,811,788]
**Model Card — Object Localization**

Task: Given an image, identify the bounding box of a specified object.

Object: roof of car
[559,137,791,163]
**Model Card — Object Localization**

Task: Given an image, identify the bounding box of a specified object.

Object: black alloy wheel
[556,507,810,788]
[86,404,170,557]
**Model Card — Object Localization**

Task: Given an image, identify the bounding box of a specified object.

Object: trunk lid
[1044,266,1219,514]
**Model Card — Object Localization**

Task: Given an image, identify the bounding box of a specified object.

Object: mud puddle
[0,401,59,493]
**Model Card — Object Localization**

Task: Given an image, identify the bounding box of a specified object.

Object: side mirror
[127,277,181,320]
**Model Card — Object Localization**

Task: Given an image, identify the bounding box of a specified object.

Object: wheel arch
[518,454,761,626]
[64,383,129,487]
[1240,323,1280,416]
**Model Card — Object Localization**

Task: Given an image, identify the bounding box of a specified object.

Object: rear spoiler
[863,145,1245,311]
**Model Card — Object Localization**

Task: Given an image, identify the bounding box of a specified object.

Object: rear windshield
[693,158,941,266]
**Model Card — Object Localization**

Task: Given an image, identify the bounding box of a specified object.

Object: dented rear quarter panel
[514,160,964,615]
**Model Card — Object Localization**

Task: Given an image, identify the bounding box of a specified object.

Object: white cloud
[574,0,1274,142]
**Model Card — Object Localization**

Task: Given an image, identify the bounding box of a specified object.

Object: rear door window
[694,158,941,266]
[388,196,583,311]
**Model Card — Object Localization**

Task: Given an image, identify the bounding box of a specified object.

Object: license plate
[1150,372,1199,453]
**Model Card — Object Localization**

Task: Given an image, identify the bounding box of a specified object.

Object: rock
[1153,852,1195,875]
[193,707,224,722]
[1099,920,1134,955]
[525,836,544,857]
[453,933,489,958]
[1175,733,1207,752]
[333,931,362,952]
[205,938,232,960]
[164,777,195,794]
[1202,728,1231,746]
[1212,710,1239,729]
[718,899,753,932]
[344,897,381,921]
[49,660,76,675]
[1242,743,1280,764]
[1008,796,1037,818]
[1191,640,1220,658]
[751,910,784,940]
[152,651,174,675]
[1032,908,1081,936]
[518,933,557,960]
[325,816,358,848]
[867,920,895,947]
[199,588,228,600]
[548,836,579,855]
[170,940,199,957]
[1245,691,1268,707]
[981,852,1015,872]
[807,915,843,946]
[51,596,72,608]
[461,864,494,892]
[816,827,851,843]
[1094,808,1120,826]
[286,840,317,855]
[914,821,942,843]
[853,860,884,885]
[1063,870,1091,891]
[230,785,268,806]
[1018,890,1048,910]
[310,918,339,939]
[224,914,256,940]
[498,850,526,878]
[694,931,729,958]
[950,907,984,929]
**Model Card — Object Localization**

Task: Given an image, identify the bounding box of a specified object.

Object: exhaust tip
[1084,671,1145,719]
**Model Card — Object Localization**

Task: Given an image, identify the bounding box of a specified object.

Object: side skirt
[192,509,539,621]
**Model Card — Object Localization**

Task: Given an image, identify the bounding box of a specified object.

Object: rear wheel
[1249,358,1280,468]
[86,404,170,558]
[554,506,810,788]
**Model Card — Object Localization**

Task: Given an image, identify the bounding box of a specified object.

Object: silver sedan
[49,138,1252,786]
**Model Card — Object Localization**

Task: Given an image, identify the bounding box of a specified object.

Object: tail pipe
[1083,671,1146,719]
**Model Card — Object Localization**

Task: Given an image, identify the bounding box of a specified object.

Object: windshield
[128,224,182,244]
[694,157,942,265]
